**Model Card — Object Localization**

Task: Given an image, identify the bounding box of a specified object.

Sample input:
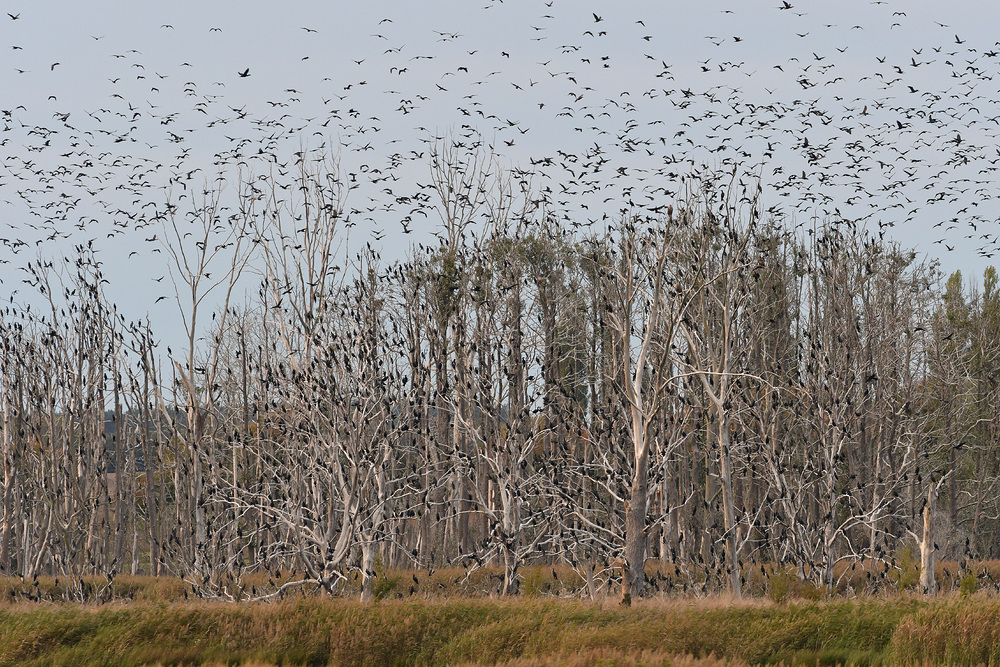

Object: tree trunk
[920,484,937,596]
[502,545,518,596]
[585,556,597,600]
[619,557,632,606]
[360,540,375,602]
[0,395,13,574]
[718,416,741,598]
[623,450,650,601]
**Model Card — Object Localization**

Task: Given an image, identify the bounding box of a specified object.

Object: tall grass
[891,597,1000,666]
[6,570,1000,666]
[0,596,942,667]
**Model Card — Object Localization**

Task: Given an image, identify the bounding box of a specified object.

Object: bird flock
[1,1,1000,601]
[2,1,1000,284]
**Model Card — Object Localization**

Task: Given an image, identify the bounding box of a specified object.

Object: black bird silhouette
[238,68,250,77]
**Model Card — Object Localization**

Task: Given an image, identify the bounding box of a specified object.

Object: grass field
[3,564,1000,666]
[2,580,1000,666]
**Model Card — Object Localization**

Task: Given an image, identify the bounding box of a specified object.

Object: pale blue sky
[3,0,1000,347]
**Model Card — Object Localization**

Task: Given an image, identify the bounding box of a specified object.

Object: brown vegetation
[1,588,999,666]
[6,559,1000,605]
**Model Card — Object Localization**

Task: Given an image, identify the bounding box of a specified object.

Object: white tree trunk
[919,484,936,596]
[360,540,375,603]
[717,417,741,598]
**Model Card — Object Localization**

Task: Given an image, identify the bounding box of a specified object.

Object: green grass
[6,568,1000,666]
[0,594,987,667]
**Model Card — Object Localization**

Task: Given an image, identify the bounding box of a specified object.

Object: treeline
[1,148,997,601]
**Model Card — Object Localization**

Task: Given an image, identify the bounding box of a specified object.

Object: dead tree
[604,208,697,602]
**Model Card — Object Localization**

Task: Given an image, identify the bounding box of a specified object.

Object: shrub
[892,543,921,591]
[766,565,795,604]
[959,570,978,597]
[372,555,401,601]
[522,567,544,597]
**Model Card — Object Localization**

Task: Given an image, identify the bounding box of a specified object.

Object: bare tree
[679,179,763,597]
[602,208,699,603]
[159,175,256,580]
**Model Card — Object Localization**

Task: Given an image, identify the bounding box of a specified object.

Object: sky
[3,0,1000,348]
